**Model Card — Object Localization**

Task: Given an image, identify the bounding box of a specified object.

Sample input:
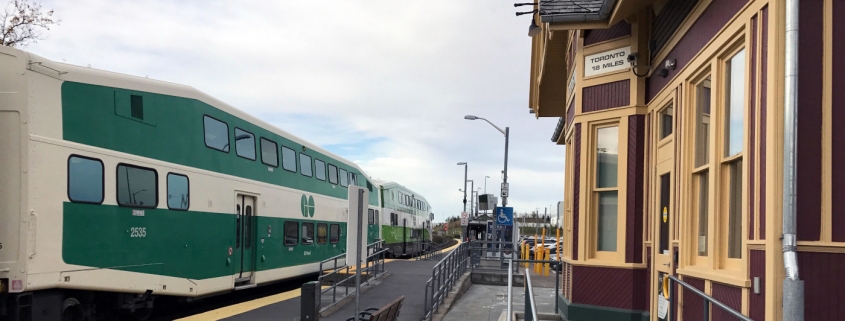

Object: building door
[235,194,256,283]
[652,104,675,321]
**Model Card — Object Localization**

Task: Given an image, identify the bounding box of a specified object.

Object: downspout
[782,0,804,320]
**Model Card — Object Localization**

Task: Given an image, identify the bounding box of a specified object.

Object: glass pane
[167,173,189,210]
[117,165,157,208]
[282,146,297,172]
[368,209,374,224]
[68,156,104,203]
[260,138,278,167]
[695,77,712,167]
[328,164,338,184]
[315,159,327,181]
[330,224,340,243]
[302,223,314,245]
[339,169,349,187]
[597,191,618,252]
[725,49,746,157]
[234,128,255,160]
[696,171,709,256]
[660,106,673,139]
[285,221,298,246]
[203,116,229,152]
[351,173,358,186]
[317,223,328,244]
[728,159,743,258]
[375,210,379,224]
[244,206,252,249]
[300,154,313,176]
[596,126,619,188]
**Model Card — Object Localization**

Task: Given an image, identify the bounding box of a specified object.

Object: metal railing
[416,239,453,261]
[668,275,753,321]
[468,240,518,272]
[423,241,470,321]
[317,240,389,313]
[523,268,540,321]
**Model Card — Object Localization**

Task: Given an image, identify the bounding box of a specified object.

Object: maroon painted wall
[568,31,577,72]
[796,0,823,241]
[749,250,766,320]
[584,21,631,46]
[646,0,750,102]
[759,6,768,240]
[626,115,645,263]
[571,266,648,311]
[573,124,581,260]
[748,14,758,240]
[582,80,630,112]
[798,251,845,320]
[681,277,706,321]
[566,97,575,132]
[832,0,845,242]
[711,282,743,321]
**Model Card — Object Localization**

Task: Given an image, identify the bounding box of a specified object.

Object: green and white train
[0,46,432,321]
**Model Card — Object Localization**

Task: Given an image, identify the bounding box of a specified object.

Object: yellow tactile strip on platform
[174,286,329,321]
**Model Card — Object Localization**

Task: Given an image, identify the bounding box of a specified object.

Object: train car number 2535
[130,227,147,238]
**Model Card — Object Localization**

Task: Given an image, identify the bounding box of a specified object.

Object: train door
[402,218,407,255]
[234,194,257,283]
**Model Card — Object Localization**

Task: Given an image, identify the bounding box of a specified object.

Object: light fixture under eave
[528,17,541,37]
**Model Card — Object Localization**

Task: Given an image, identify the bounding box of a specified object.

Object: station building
[526,0,843,320]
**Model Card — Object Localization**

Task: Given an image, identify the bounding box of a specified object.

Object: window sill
[675,267,749,288]
[560,257,647,269]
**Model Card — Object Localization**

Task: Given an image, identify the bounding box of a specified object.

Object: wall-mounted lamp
[529,109,535,114]
[655,59,676,78]
[528,15,541,37]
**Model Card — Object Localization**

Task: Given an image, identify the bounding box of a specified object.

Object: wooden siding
[832,0,845,242]
[566,97,575,133]
[681,277,705,321]
[626,115,645,263]
[571,265,648,311]
[759,6,768,240]
[796,0,823,241]
[797,251,845,320]
[749,250,766,320]
[650,0,697,59]
[582,80,630,112]
[711,282,743,321]
[573,124,581,260]
[584,21,631,46]
[646,0,750,102]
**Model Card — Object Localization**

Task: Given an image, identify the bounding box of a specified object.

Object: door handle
[662,263,670,266]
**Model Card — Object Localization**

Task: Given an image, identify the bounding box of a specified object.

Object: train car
[375,181,433,257]
[0,46,386,320]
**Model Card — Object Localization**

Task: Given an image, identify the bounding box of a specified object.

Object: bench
[346,295,405,321]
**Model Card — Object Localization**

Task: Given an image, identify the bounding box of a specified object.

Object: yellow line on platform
[439,241,462,253]
[174,286,328,321]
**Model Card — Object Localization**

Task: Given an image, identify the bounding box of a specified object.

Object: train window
[116,164,158,208]
[317,223,328,244]
[339,168,349,187]
[260,138,279,167]
[203,115,230,152]
[350,173,358,186]
[330,224,340,243]
[234,128,256,160]
[315,159,327,181]
[166,173,189,210]
[281,146,297,172]
[284,221,298,246]
[375,210,379,224]
[67,155,104,204]
[368,209,374,225]
[328,164,338,185]
[300,153,313,177]
[302,222,315,245]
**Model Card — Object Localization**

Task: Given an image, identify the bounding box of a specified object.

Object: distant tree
[1,0,59,48]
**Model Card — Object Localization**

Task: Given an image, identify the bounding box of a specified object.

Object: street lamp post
[467,180,474,217]
[465,115,509,207]
[457,162,468,240]
[484,176,490,195]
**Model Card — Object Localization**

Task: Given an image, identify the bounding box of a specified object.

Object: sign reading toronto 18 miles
[584,46,631,78]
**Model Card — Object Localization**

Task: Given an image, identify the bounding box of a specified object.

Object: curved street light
[465,115,510,207]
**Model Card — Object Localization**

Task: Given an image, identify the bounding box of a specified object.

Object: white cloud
[29,0,566,222]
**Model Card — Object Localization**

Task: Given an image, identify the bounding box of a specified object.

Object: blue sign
[486,221,493,235]
[495,207,514,226]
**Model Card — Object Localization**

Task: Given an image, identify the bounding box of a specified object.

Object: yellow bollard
[544,249,550,276]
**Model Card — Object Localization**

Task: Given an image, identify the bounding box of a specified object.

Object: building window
[597,191,618,251]
[300,153,313,177]
[285,221,298,246]
[594,125,619,254]
[695,77,712,167]
[203,115,229,152]
[695,173,709,256]
[116,164,158,208]
[260,138,278,167]
[68,155,104,204]
[234,128,255,160]
[328,164,339,185]
[660,105,673,139]
[315,159,327,181]
[302,222,315,245]
[317,223,328,244]
[330,224,340,243]
[167,173,189,210]
[692,74,712,261]
[723,49,745,260]
[282,146,297,172]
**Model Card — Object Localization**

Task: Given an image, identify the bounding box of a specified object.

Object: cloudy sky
[25,0,565,222]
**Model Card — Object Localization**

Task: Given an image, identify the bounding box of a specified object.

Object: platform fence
[317,240,389,313]
[422,241,470,321]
